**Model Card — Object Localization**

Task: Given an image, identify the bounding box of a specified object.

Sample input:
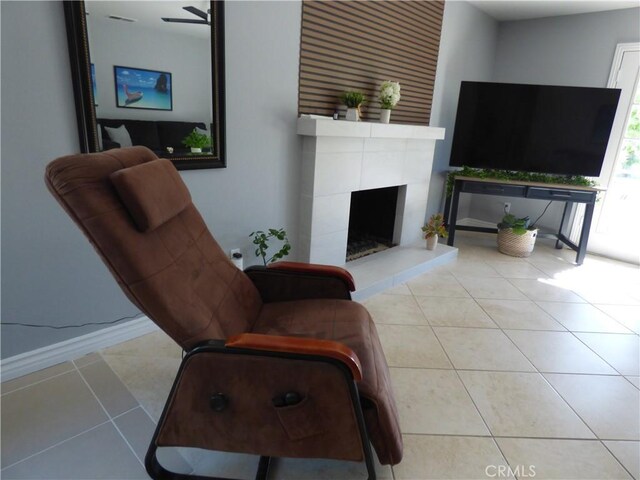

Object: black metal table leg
[447,181,461,246]
[556,201,572,249]
[576,202,595,265]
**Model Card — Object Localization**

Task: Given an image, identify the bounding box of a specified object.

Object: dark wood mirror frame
[63,1,226,170]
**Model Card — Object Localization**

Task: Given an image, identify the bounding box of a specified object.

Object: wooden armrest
[268,261,356,292]
[226,333,362,381]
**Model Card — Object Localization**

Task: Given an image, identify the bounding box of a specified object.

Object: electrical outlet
[230,248,241,258]
[503,202,511,214]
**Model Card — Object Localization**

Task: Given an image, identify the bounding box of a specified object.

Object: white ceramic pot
[426,234,438,250]
[380,109,391,124]
[191,147,202,153]
[346,108,359,122]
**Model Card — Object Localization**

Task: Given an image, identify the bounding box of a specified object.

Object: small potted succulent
[422,213,448,251]
[497,213,538,257]
[379,80,401,124]
[340,91,366,122]
[182,130,212,153]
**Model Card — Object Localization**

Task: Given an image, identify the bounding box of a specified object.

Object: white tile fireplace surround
[297,117,446,267]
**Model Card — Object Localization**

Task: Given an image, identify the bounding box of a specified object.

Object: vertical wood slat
[298,0,444,125]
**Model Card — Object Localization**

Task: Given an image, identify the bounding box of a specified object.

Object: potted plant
[182,130,212,153]
[422,213,447,250]
[250,228,292,266]
[340,91,366,122]
[379,80,401,124]
[497,213,538,257]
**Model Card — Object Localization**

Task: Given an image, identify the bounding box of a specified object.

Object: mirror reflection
[84,1,219,163]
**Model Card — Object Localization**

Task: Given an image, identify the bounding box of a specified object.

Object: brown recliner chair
[46,147,402,480]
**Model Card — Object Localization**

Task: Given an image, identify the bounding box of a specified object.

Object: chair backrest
[45,147,262,350]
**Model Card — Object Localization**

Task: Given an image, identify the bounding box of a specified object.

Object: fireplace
[346,186,399,261]
[297,117,445,266]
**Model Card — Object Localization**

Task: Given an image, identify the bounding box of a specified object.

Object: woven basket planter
[497,228,538,257]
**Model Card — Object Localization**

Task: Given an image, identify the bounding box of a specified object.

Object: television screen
[449,81,621,177]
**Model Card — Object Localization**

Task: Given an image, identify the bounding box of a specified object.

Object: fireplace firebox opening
[346,186,400,262]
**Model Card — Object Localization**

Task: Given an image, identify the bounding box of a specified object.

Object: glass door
[588,45,640,264]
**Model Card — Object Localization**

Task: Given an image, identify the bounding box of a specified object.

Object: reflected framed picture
[114,66,172,111]
[90,63,98,106]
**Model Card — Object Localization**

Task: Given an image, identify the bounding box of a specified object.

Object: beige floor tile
[545,374,640,440]
[1,423,147,479]
[79,359,139,418]
[505,330,618,374]
[595,305,640,334]
[417,297,498,328]
[1,362,75,395]
[571,286,640,306]
[390,368,489,436]
[433,327,535,372]
[445,260,501,277]
[476,299,565,330]
[102,354,180,422]
[525,259,580,278]
[393,435,507,480]
[627,376,640,389]
[73,352,102,368]
[1,371,108,468]
[605,441,640,479]
[362,294,428,325]
[113,407,192,474]
[182,450,260,479]
[575,333,640,376]
[406,272,471,298]
[101,330,183,359]
[271,455,392,479]
[455,276,528,300]
[496,438,632,480]
[537,302,633,333]
[385,284,413,295]
[508,278,586,303]
[376,325,452,369]
[487,261,548,279]
[458,371,594,438]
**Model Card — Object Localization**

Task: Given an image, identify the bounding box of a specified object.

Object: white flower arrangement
[379,81,401,110]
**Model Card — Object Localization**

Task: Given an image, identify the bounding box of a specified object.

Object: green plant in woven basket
[498,214,532,235]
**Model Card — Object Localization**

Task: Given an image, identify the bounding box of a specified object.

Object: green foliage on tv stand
[446,166,596,198]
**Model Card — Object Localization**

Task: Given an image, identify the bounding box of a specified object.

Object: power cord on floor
[532,201,553,227]
[3,312,143,330]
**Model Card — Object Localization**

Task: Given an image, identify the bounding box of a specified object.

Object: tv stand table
[443,176,601,265]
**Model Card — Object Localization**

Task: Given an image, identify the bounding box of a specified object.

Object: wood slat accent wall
[298,0,445,125]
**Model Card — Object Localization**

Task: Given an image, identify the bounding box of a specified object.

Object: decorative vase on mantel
[380,109,391,124]
[346,107,360,122]
[426,235,438,251]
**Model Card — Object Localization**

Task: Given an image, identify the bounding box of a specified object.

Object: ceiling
[467,0,639,21]
[86,1,211,39]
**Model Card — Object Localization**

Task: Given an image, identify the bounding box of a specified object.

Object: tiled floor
[2,232,639,479]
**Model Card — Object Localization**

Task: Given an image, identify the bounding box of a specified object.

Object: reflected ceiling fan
[161,6,210,25]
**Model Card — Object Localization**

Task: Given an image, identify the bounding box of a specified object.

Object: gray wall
[1,1,302,358]
[428,1,499,220]
[466,7,640,228]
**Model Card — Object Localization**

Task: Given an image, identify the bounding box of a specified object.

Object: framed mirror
[64,1,226,170]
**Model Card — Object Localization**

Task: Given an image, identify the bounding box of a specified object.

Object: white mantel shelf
[297,117,445,140]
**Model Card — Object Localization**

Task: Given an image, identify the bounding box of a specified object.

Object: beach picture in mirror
[114,66,173,111]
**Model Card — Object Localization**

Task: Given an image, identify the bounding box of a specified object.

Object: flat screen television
[449,81,621,177]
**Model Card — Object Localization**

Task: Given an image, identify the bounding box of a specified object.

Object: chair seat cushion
[252,299,402,465]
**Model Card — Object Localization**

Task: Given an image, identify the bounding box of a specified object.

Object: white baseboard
[1,317,158,382]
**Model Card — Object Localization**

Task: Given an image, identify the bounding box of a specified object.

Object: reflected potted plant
[340,91,366,122]
[182,130,212,153]
[422,213,448,251]
[250,228,292,266]
[497,213,538,257]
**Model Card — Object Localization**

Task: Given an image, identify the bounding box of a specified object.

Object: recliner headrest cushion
[110,159,191,232]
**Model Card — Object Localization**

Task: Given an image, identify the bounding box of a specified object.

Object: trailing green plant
[182,130,212,149]
[446,166,596,197]
[422,213,448,239]
[340,91,366,108]
[250,228,291,266]
[497,214,533,235]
